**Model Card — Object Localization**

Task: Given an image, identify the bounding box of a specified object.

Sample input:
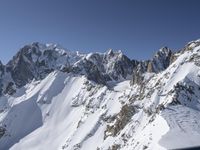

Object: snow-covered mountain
[0,40,200,150]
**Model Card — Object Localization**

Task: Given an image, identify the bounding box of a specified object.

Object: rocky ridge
[0,42,175,96]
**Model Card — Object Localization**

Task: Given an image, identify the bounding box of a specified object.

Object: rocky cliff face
[150,47,173,73]
[5,42,71,87]
[0,43,176,92]
[131,47,173,85]
[0,43,137,95]
[0,61,4,77]
[72,50,138,84]
[0,61,4,96]
[0,42,177,96]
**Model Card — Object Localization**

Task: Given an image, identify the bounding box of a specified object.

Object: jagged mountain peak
[73,49,135,84]
[9,42,71,62]
[0,40,195,91]
[106,49,114,56]
[27,42,68,53]
[1,40,200,90]
[131,46,174,85]
[0,44,136,93]
[155,46,172,57]
[5,43,73,87]
[151,47,173,72]
[85,49,123,60]
[106,49,122,56]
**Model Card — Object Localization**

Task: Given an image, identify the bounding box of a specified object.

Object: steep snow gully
[0,40,200,149]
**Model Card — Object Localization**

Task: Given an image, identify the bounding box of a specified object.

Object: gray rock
[131,47,173,85]
[72,50,137,84]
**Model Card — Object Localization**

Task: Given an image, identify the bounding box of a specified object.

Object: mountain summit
[0,40,200,150]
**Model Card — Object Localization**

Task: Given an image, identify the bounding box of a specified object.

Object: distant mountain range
[0,40,200,149]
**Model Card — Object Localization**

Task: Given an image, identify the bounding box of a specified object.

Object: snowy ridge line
[0,39,200,149]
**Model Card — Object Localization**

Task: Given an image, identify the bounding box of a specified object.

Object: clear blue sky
[0,0,200,63]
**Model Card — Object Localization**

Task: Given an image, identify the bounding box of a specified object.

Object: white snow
[1,40,200,149]
[160,105,200,149]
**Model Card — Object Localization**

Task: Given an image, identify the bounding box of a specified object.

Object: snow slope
[0,40,200,149]
[0,71,126,150]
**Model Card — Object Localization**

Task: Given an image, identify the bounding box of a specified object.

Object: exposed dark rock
[6,51,35,87]
[0,61,5,96]
[104,104,135,139]
[151,47,172,73]
[131,61,148,85]
[143,145,148,150]
[0,42,175,96]
[109,144,121,150]
[0,42,185,99]
[74,58,107,84]
[72,50,137,85]
[169,79,200,110]
[0,61,4,77]
[0,127,6,139]
[131,47,173,85]
[4,43,68,88]
[4,82,16,95]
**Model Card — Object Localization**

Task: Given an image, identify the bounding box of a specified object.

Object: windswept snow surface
[160,105,200,149]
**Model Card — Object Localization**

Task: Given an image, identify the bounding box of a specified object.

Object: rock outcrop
[131,47,173,85]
